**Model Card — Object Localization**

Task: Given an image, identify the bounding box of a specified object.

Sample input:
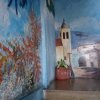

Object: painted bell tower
[60,19,71,65]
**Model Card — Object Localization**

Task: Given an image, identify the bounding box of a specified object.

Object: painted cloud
[0,1,10,28]
[70,17,100,34]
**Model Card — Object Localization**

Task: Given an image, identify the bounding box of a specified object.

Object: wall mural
[8,0,27,15]
[0,0,41,99]
[55,0,100,78]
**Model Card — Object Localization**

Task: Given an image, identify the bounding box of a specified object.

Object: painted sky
[55,0,100,35]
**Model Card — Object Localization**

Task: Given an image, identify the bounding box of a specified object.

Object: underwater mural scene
[0,0,41,99]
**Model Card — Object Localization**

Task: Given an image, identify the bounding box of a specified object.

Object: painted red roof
[56,38,63,46]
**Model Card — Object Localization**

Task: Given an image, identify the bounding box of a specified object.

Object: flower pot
[55,67,71,80]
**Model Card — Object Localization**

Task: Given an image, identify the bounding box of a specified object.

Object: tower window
[64,56,66,60]
[63,32,65,39]
[66,32,69,39]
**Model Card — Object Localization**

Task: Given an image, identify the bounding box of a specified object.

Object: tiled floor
[47,78,100,91]
[45,79,100,100]
[45,90,100,100]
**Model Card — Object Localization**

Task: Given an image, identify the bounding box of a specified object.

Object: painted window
[63,32,65,39]
[64,56,66,60]
[66,32,69,39]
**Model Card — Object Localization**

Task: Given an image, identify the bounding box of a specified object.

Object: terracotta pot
[56,67,71,80]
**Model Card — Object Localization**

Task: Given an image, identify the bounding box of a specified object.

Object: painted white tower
[60,19,71,65]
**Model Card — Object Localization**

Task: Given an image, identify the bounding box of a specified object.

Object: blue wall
[0,0,44,99]
[0,1,56,96]
[40,0,56,88]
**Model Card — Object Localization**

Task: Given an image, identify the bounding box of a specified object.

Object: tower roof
[56,38,63,46]
[61,19,69,28]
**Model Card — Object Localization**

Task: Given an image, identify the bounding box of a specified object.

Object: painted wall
[41,0,56,88]
[0,0,42,99]
[55,0,100,78]
[0,2,56,100]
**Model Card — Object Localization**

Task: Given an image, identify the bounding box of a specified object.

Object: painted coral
[0,10,41,99]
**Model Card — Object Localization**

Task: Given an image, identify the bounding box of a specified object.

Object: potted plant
[55,59,71,80]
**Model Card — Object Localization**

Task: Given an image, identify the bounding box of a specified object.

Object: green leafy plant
[57,59,68,68]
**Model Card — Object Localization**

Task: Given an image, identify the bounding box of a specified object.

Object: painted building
[56,38,64,60]
[72,43,100,78]
[56,19,71,65]
[78,44,100,68]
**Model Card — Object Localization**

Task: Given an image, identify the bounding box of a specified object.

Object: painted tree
[29,10,41,83]
[23,10,41,85]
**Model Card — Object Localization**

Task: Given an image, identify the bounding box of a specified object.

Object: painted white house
[79,44,100,68]
[56,19,71,65]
